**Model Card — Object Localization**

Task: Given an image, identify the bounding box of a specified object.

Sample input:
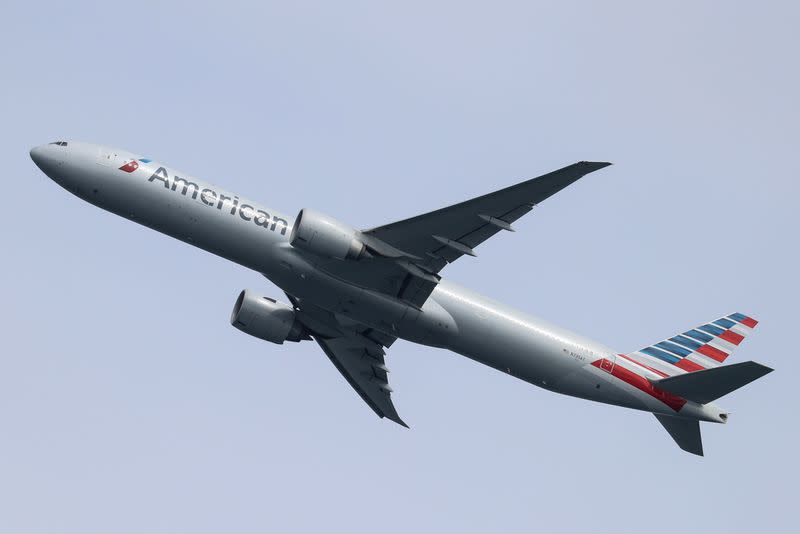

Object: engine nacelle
[289,208,367,260]
[230,290,307,344]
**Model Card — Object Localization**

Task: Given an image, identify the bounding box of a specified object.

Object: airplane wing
[316,161,611,308]
[286,292,407,427]
[364,161,611,273]
[283,163,610,425]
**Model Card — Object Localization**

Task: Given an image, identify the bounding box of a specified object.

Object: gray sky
[2,1,798,532]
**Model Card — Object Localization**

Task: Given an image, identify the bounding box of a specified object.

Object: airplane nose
[29,145,46,167]
[29,143,65,179]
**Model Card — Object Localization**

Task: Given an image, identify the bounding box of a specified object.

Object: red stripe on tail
[719,330,744,345]
[674,358,705,372]
[592,359,687,411]
[618,353,669,378]
[741,317,758,328]
[697,344,728,362]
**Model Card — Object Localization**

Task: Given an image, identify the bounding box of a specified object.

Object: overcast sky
[2,2,798,533]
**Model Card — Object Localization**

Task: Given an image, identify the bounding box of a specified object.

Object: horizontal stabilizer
[651,361,773,404]
[655,414,703,456]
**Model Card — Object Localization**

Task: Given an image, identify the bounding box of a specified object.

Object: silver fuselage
[30,141,726,423]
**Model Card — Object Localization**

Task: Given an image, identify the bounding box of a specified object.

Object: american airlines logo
[119,160,139,173]
[146,166,288,235]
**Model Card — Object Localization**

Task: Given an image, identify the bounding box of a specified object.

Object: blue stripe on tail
[670,335,702,350]
[684,329,713,343]
[641,346,681,364]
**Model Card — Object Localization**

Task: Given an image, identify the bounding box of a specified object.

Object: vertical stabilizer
[626,313,759,377]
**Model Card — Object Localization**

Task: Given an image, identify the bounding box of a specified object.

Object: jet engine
[290,208,368,260]
[230,290,308,344]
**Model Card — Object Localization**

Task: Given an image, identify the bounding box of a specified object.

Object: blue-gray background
[2,2,797,532]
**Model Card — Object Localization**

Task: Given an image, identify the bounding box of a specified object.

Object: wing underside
[280,162,612,425]
[285,292,407,426]
[317,161,611,310]
[365,161,611,274]
[316,336,407,427]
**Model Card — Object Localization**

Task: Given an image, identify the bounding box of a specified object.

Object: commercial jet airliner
[30,141,772,455]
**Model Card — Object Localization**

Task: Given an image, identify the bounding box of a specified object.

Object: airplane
[29,140,773,456]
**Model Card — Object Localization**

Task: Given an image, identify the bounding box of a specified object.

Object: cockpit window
[49,141,68,146]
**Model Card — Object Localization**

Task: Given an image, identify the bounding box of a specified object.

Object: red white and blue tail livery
[598,313,770,455]
[628,313,758,376]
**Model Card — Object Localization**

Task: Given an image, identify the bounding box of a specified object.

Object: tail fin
[650,361,773,404]
[626,312,759,377]
[655,415,703,456]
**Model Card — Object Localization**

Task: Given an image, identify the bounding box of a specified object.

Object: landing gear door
[599,354,616,373]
